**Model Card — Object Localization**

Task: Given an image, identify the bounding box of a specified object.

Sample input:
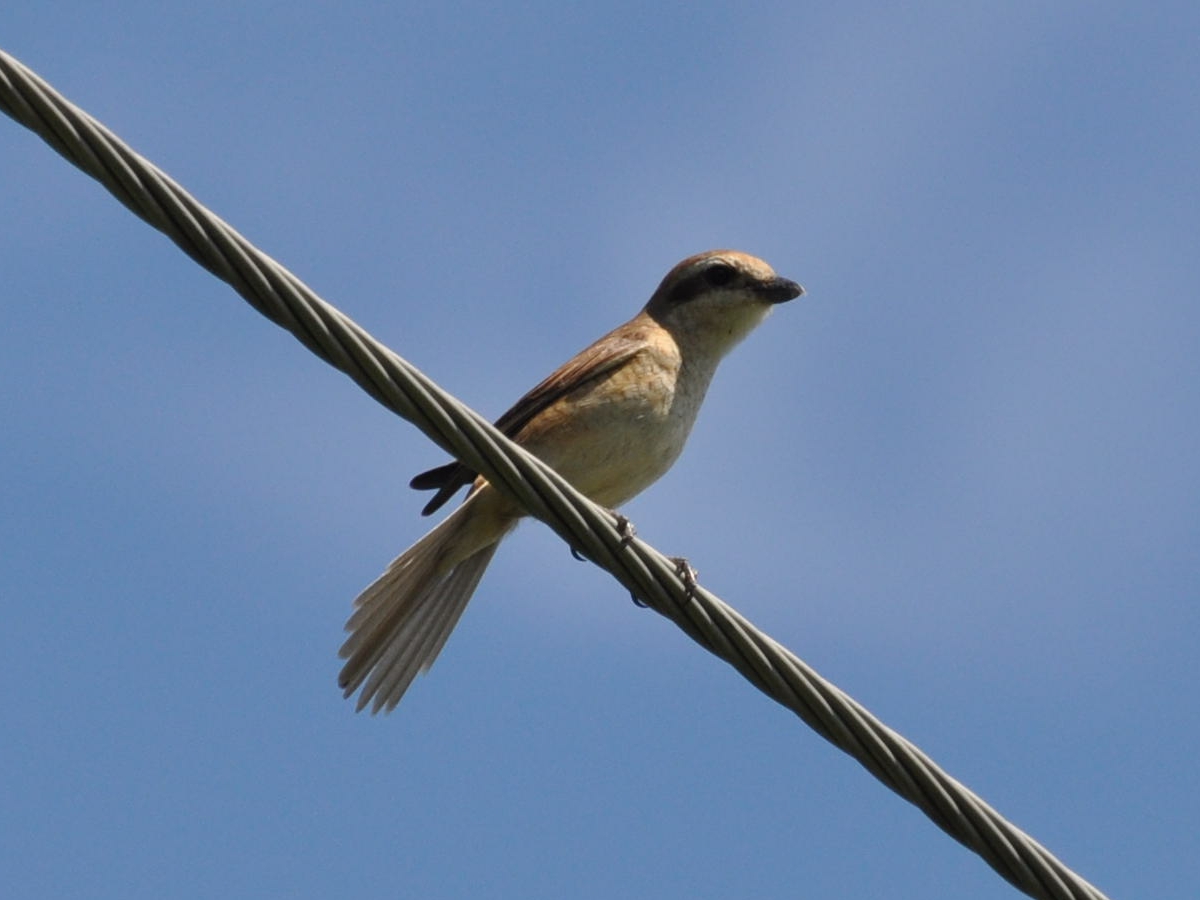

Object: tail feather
[338,512,501,713]
[359,545,496,713]
[341,550,433,652]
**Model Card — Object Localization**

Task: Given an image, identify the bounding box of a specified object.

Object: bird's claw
[571,512,635,563]
[670,556,699,599]
[629,556,699,609]
[613,512,636,546]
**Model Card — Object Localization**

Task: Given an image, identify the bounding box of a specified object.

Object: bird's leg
[570,511,636,563]
[613,511,636,546]
[669,556,699,599]
[629,556,699,609]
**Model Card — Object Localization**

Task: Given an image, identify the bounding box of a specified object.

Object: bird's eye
[704,263,736,287]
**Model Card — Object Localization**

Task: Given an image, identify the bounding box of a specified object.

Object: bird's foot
[570,511,635,562]
[629,556,699,608]
[613,512,636,547]
[669,556,699,599]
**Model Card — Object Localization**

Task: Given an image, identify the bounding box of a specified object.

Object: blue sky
[2,3,1197,898]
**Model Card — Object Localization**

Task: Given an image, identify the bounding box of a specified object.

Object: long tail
[338,510,501,713]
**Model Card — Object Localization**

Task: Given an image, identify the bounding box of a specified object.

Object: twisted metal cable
[0,49,1110,900]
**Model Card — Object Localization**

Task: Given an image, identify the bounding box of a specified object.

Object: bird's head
[643,250,803,358]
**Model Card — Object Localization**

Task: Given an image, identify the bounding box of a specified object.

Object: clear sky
[2,4,1197,898]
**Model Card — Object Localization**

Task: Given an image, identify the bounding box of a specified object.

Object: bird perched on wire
[338,250,803,712]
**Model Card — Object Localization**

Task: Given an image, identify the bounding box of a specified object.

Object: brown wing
[410,331,645,516]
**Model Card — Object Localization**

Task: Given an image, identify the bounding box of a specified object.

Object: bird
[338,249,803,712]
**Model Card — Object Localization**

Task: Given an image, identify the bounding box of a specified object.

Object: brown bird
[339,250,803,712]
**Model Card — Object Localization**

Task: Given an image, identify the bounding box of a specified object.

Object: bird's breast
[520,347,711,509]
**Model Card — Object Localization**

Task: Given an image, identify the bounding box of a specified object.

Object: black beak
[758,276,804,304]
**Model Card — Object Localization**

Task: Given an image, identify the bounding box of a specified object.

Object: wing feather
[409,331,645,516]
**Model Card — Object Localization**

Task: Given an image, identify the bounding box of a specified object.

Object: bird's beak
[758,277,804,304]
